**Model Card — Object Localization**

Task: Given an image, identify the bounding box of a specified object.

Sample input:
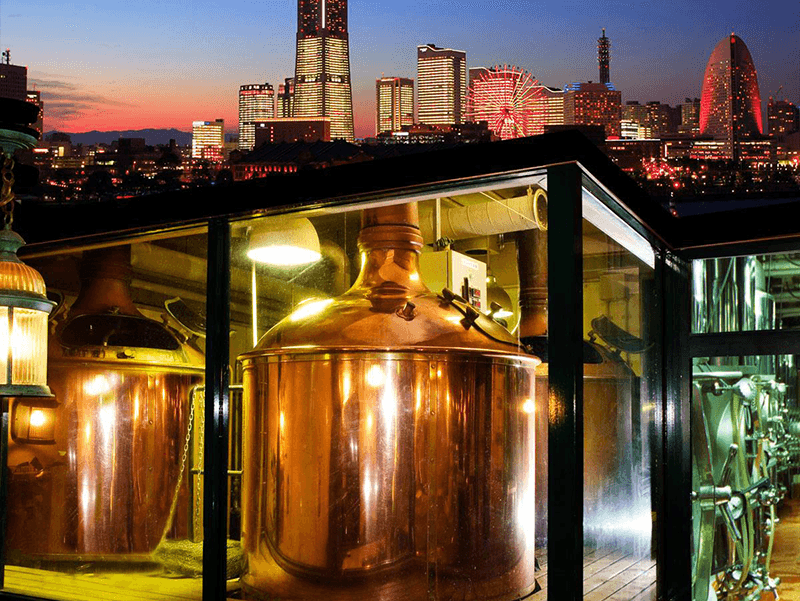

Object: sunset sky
[8,0,799,139]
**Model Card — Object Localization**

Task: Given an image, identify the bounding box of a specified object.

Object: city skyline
[8,0,799,139]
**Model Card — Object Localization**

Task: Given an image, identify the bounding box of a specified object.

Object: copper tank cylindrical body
[7,247,204,561]
[240,205,540,600]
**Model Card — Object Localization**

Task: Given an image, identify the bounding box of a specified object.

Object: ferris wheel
[467,65,543,140]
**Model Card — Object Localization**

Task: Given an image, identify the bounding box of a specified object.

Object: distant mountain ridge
[44,128,193,146]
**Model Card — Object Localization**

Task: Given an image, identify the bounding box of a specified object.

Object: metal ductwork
[418,186,547,243]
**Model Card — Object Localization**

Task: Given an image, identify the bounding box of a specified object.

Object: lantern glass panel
[0,305,7,385]
[11,308,48,386]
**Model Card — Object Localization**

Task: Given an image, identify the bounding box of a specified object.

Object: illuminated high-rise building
[417,44,466,127]
[192,119,225,161]
[293,0,354,141]
[564,82,621,138]
[645,101,680,137]
[767,98,799,136]
[278,78,295,118]
[376,77,414,135]
[598,28,610,85]
[26,90,43,138]
[238,83,275,151]
[0,49,27,101]
[622,101,648,127]
[530,85,565,135]
[699,34,762,158]
[680,97,701,134]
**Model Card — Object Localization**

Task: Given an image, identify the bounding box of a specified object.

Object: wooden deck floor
[532,547,656,601]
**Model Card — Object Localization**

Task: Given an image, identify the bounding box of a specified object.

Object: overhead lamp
[247,217,322,266]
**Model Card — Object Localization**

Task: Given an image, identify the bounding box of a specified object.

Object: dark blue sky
[7,0,798,136]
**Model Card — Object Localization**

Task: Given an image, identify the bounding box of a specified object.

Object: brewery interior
[2,139,800,601]
[0,172,662,601]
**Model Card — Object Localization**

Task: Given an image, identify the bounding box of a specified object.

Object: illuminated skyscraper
[530,85,565,135]
[278,78,295,118]
[417,44,467,127]
[293,0,354,141]
[699,34,762,157]
[239,83,275,151]
[192,119,225,161]
[680,97,701,134]
[376,77,414,135]
[598,28,610,85]
[564,82,621,138]
[767,98,799,136]
[26,90,43,138]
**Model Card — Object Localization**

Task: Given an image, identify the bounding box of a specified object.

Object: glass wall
[691,253,800,334]
[228,177,549,600]
[691,252,800,600]
[4,231,209,601]
[582,181,657,600]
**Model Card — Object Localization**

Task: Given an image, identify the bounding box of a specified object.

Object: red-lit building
[699,34,763,160]
[253,118,331,146]
[564,82,621,138]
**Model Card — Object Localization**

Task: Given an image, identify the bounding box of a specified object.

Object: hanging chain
[160,385,197,544]
[1,156,15,227]
[195,388,206,534]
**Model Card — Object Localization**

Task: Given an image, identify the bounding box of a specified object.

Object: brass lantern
[0,225,55,398]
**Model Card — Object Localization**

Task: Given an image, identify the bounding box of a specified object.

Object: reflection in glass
[582,194,656,600]
[5,239,209,601]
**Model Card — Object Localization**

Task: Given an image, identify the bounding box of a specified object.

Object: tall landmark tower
[598,28,610,85]
[293,0,355,141]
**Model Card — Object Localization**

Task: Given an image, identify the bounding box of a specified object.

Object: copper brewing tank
[240,204,540,601]
[7,246,204,561]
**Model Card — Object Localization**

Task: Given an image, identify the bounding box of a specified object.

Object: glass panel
[4,232,208,601]
[582,181,656,600]
[11,309,48,385]
[691,253,800,333]
[231,175,548,600]
[692,356,796,601]
[0,306,8,385]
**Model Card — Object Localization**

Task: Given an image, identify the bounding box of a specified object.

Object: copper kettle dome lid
[243,204,538,359]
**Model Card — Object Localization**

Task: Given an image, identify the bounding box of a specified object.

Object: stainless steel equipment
[7,246,204,561]
[239,204,540,600]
